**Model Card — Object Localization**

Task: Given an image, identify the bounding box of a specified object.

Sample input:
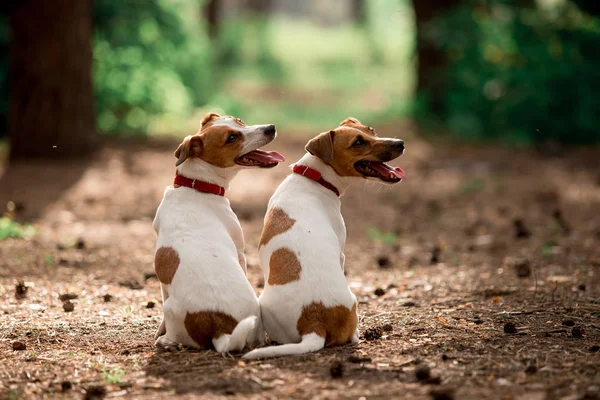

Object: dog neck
[294,153,355,197]
[176,159,239,190]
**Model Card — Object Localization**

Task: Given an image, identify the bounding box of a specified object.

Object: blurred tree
[411,0,461,113]
[351,0,366,25]
[94,0,213,134]
[9,0,95,160]
[0,14,8,140]
[503,0,535,6]
[246,0,271,13]
[204,0,220,39]
[572,0,600,15]
[433,1,600,144]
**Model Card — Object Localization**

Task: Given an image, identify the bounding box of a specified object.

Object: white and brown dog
[153,112,284,353]
[243,117,404,359]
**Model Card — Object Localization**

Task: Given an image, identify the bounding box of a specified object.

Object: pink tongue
[244,149,285,164]
[368,162,405,180]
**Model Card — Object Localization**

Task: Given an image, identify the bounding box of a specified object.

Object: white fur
[153,124,273,352]
[211,118,276,158]
[243,333,325,360]
[213,316,257,352]
[243,153,361,360]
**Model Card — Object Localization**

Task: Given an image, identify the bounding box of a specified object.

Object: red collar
[293,165,340,197]
[174,174,226,196]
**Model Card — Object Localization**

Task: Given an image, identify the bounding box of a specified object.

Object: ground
[1,123,599,400]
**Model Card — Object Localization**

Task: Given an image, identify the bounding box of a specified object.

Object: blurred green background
[0,0,599,155]
[90,0,415,136]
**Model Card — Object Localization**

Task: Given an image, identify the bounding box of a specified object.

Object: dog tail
[242,333,325,360]
[212,316,257,353]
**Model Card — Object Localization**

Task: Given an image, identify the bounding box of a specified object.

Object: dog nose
[263,125,276,136]
[395,139,405,152]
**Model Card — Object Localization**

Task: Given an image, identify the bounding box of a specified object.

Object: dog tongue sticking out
[236,149,286,168]
[359,161,405,182]
[368,162,405,180]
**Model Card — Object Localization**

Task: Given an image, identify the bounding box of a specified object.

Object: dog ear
[339,117,361,127]
[305,130,334,163]
[175,135,203,167]
[201,112,221,127]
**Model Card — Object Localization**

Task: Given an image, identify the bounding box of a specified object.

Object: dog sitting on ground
[243,117,404,359]
[153,112,285,352]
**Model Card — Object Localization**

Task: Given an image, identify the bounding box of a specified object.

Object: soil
[1,123,599,399]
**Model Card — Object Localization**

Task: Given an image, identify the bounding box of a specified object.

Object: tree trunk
[204,0,220,39]
[572,0,600,16]
[246,0,271,14]
[9,0,95,161]
[351,0,365,25]
[509,0,536,7]
[411,0,461,113]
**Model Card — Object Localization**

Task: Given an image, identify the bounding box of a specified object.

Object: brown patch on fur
[197,125,245,168]
[305,117,398,178]
[268,248,301,285]
[173,124,245,168]
[259,208,296,247]
[201,112,221,126]
[154,246,180,285]
[184,311,238,348]
[297,302,358,346]
[305,130,334,163]
[339,117,362,127]
[174,135,203,167]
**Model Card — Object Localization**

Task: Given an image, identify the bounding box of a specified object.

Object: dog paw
[155,335,178,351]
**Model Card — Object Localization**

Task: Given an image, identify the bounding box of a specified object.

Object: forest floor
[1,123,599,400]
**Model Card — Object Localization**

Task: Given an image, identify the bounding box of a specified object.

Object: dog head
[175,113,285,168]
[305,117,405,183]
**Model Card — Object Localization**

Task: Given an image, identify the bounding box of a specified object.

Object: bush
[94,0,214,134]
[0,217,35,240]
[432,1,600,145]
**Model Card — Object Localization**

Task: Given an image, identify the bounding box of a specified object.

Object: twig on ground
[532,262,538,300]
[497,310,540,316]
[396,358,416,367]
[551,281,558,303]
[544,329,568,334]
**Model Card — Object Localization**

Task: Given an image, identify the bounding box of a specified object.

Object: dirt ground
[1,123,599,400]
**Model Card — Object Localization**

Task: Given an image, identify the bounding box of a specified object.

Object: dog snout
[391,139,405,155]
[263,124,277,136]
[395,139,405,152]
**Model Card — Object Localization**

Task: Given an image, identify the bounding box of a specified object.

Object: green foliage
[459,178,485,193]
[1,1,413,138]
[102,366,126,384]
[367,228,398,245]
[205,1,414,134]
[94,0,214,134]
[542,240,559,257]
[432,1,600,145]
[0,217,35,240]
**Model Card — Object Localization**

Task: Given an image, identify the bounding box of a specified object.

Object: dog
[243,117,404,359]
[153,112,285,353]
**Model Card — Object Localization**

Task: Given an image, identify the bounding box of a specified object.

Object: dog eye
[226,134,238,143]
[352,137,365,147]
